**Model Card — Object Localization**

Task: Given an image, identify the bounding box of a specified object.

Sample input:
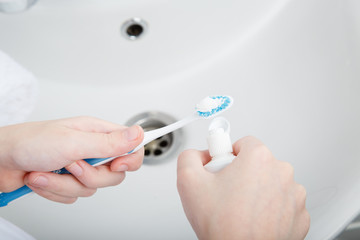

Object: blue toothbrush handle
[53,157,113,174]
[0,185,33,207]
[0,157,113,207]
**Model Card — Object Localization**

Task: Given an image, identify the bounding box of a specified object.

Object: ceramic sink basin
[0,0,359,239]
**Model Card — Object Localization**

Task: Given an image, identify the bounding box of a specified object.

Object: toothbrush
[0,95,233,207]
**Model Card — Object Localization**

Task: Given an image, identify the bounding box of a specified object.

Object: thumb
[177,149,211,174]
[70,125,144,160]
[177,150,211,199]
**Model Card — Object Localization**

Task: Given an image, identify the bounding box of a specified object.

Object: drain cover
[126,111,184,164]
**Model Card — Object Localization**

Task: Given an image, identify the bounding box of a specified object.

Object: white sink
[0,0,359,239]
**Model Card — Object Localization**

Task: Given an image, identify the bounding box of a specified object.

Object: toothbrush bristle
[196,95,233,118]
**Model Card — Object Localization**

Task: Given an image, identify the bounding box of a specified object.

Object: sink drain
[126,112,183,164]
[121,18,148,40]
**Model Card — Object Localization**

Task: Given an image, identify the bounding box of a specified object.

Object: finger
[232,136,264,156]
[292,210,311,240]
[66,160,126,188]
[0,169,26,192]
[61,116,127,133]
[232,136,273,166]
[110,147,144,172]
[67,125,144,160]
[24,171,97,198]
[294,183,307,209]
[27,185,78,204]
[177,149,211,173]
[177,150,211,197]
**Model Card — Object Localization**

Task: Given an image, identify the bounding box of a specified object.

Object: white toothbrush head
[195,95,233,118]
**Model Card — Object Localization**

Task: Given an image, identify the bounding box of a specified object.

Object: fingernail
[32,175,48,187]
[124,126,140,141]
[114,164,128,172]
[68,162,83,177]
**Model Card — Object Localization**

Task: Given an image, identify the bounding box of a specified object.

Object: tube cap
[207,128,233,158]
[205,117,235,172]
[207,117,233,157]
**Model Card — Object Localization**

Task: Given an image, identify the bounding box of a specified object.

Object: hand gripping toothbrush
[0,95,233,207]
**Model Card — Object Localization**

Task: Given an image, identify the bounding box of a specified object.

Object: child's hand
[177,136,310,240]
[0,116,144,204]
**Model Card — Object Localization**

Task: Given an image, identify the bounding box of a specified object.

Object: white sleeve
[0,50,38,127]
[0,217,36,240]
